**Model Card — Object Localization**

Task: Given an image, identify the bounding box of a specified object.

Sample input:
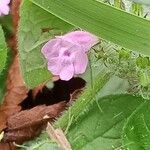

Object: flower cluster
[42,31,99,81]
[0,0,10,16]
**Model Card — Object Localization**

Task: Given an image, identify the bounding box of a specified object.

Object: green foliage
[94,40,150,99]
[0,66,8,104]
[31,0,150,56]
[114,0,125,9]
[18,0,150,149]
[128,0,150,6]
[132,2,143,16]
[139,71,150,87]
[136,55,150,69]
[22,72,130,149]
[18,0,73,88]
[21,69,111,149]
[19,131,61,150]
[0,15,13,37]
[54,71,111,129]
[0,26,8,104]
[0,26,7,74]
[123,100,150,150]
[67,94,145,150]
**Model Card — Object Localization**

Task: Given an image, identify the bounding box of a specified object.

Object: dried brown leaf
[0,143,16,150]
[4,126,42,143]
[0,56,28,132]
[2,102,66,143]
[7,102,66,130]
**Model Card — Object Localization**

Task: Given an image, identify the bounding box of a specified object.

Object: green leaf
[0,15,13,36]
[123,100,150,150]
[128,0,150,6]
[139,71,150,87]
[98,75,129,97]
[0,25,8,104]
[0,47,12,104]
[0,25,7,74]
[18,0,73,88]
[0,68,7,104]
[67,94,145,150]
[30,0,150,56]
[54,70,111,129]
[20,133,62,150]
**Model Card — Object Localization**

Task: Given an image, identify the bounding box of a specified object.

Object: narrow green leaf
[123,100,150,150]
[18,0,73,88]
[0,25,7,74]
[31,0,150,56]
[67,94,145,150]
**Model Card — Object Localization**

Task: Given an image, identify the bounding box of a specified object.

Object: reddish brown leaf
[3,102,66,143]
[0,143,16,150]
[0,56,28,133]
[4,126,42,143]
[7,102,66,130]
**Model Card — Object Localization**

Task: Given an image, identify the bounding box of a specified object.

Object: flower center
[63,50,71,57]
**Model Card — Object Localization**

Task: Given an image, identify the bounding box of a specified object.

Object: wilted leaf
[0,56,28,140]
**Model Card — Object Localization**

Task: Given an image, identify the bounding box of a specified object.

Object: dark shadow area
[20,77,86,110]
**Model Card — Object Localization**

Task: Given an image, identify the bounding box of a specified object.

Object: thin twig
[46,122,72,150]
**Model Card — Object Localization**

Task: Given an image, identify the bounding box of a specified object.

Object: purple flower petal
[48,57,61,75]
[59,42,81,62]
[1,0,10,5]
[42,30,99,81]
[59,63,74,81]
[0,4,9,15]
[41,38,61,59]
[74,51,88,74]
[60,31,99,52]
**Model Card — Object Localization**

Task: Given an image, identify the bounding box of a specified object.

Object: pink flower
[0,0,10,16]
[42,31,99,81]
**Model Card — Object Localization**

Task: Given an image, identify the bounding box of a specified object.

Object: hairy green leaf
[123,100,150,150]
[67,94,145,150]
[18,0,73,88]
[54,70,111,129]
[30,0,150,56]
